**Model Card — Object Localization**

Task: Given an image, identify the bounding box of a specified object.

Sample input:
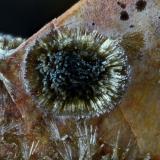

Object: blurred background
[0,0,78,38]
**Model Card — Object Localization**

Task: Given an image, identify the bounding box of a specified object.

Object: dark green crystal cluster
[23,27,130,117]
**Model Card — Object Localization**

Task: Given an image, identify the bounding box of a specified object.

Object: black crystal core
[37,50,105,99]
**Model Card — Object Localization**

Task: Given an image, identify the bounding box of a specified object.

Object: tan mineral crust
[0,0,160,159]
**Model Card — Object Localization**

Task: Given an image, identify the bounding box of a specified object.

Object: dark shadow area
[0,0,78,37]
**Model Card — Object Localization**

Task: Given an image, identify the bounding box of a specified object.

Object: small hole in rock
[136,0,147,12]
[120,11,129,21]
[130,25,134,28]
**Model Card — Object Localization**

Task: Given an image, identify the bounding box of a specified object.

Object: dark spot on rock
[130,25,134,28]
[92,22,95,26]
[117,1,126,9]
[136,0,147,12]
[120,11,129,21]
